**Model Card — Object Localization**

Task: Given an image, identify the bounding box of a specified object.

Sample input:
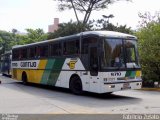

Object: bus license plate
[123,83,130,89]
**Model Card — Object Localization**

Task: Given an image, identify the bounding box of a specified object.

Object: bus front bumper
[101,80,142,93]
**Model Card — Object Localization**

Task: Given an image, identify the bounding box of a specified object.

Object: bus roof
[83,31,137,39]
[12,31,137,49]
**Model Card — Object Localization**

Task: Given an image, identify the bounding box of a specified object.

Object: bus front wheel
[69,75,83,95]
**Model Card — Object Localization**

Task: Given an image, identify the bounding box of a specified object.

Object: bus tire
[103,92,112,96]
[22,72,28,85]
[69,75,83,95]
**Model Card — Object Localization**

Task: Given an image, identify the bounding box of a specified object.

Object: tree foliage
[0,29,48,54]
[136,12,160,82]
[25,28,48,44]
[48,17,133,39]
[55,0,130,25]
[0,30,15,54]
[48,20,93,39]
[92,15,133,34]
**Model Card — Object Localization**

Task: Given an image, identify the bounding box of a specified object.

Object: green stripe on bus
[125,71,136,77]
[40,59,55,84]
[47,58,65,86]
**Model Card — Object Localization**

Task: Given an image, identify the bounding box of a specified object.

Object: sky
[0,0,160,33]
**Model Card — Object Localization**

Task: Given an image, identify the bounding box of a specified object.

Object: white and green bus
[11,31,142,94]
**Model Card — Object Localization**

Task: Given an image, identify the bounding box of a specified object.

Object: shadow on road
[17,82,141,100]
[1,76,142,109]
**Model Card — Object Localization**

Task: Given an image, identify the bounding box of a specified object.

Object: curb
[138,88,160,91]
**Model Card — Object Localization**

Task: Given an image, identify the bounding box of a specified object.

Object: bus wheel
[69,75,83,95]
[22,72,28,85]
[102,92,112,96]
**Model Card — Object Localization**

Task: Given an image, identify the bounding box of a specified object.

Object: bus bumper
[101,81,142,93]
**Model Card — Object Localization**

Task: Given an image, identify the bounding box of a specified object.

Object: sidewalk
[139,87,160,91]
[0,75,18,84]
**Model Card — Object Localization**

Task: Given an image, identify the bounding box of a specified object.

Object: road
[0,75,160,114]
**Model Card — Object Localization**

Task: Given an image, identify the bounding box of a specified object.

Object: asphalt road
[0,75,160,114]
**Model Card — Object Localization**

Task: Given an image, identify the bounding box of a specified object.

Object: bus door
[89,44,99,92]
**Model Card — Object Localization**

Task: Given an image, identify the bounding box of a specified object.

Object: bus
[11,31,142,94]
[0,51,12,77]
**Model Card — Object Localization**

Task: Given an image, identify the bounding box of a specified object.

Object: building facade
[48,18,59,33]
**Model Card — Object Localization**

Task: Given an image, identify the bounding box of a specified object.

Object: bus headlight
[109,85,115,88]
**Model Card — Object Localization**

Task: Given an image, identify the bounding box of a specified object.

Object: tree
[138,12,160,28]
[55,0,130,25]
[47,17,133,39]
[25,28,48,44]
[7,28,48,46]
[102,14,114,23]
[136,12,160,82]
[0,28,48,55]
[102,23,133,33]
[0,30,15,54]
[47,20,93,39]
[12,29,18,34]
[92,15,133,34]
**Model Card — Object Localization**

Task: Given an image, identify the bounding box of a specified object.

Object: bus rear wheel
[22,72,28,85]
[69,75,83,95]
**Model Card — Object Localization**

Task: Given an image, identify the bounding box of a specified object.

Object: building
[48,18,59,33]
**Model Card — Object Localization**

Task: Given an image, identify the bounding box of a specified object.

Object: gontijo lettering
[11,61,38,68]
[20,62,36,67]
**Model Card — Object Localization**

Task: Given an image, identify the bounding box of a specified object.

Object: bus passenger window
[21,49,27,59]
[29,47,36,58]
[12,50,19,60]
[51,43,61,56]
[40,45,48,58]
[63,42,67,55]
[18,51,22,59]
[63,40,79,55]
[90,47,98,76]
[82,37,97,54]
[36,47,40,58]
[75,40,80,54]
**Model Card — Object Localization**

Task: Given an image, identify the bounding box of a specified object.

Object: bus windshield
[101,38,140,69]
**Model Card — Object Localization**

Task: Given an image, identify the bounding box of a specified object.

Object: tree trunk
[70,0,80,23]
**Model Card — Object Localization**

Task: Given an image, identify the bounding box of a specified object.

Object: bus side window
[29,47,36,59]
[51,43,61,56]
[12,49,19,60]
[90,47,98,74]
[18,50,22,59]
[36,47,40,58]
[63,42,67,55]
[63,40,79,55]
[81,36,98,70]
[21,48,27,59]
[82,37,97,54]
[40,45,48,58]
[75,40,80,54]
